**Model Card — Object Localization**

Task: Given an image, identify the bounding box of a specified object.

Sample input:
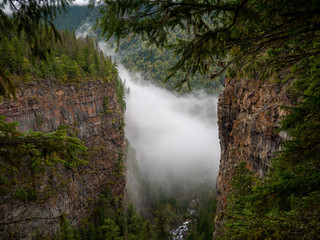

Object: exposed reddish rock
[214,77,292,235]
[0,80,126,239]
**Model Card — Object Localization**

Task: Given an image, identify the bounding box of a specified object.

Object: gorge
[0,45,291,239]
[2,1,320,239]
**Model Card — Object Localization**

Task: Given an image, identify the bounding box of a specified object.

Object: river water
[171,220,191,240]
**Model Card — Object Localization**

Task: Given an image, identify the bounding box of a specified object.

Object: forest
[54,6,224,94]
[0,30,118,85]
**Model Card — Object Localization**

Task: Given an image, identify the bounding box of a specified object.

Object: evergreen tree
[221,66,320,239]
[141,220,154,240]
[154,205,173,240]
[99,0,320,86]
[101,218,121,240]
[0,0,72,96]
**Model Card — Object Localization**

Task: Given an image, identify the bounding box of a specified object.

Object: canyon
[0,73,293,239]
[0,75,293,239]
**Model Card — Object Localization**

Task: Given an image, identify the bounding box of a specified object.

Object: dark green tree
[140,220,155,240]
[99,0,320,86]
[101,218,121,240]
[221,65,320,239]
[0,116,87,170]
[0,116,87,195]
[154,204,174,240]
[0,0,72,96]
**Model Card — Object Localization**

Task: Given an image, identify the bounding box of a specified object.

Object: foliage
[14,187,37,201]
[0,0,72,96]
[0,116,87,198]
[0,30,119,85]
[0,116,87,170]
[101,218,121,240]
[99,0,320,87]
[115,76,126,111]
[220,56,320,239]
[97,1,320,239]
[186,184,216,240]
[115,35,224,93]
[53,6,223,93]
[125,140,217,240]
[53,187,158,240]
[52,181,217,240]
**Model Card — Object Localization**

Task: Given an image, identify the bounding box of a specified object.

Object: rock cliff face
[0,80,126,239]
[215,77,292,234]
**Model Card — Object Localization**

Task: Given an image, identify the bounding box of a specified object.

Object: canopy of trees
[0,0,74,96]
[99,0,320,83]
[0,29,118,84]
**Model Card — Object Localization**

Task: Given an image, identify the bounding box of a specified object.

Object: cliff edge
[215,77,292,235]
[0,80,126,239]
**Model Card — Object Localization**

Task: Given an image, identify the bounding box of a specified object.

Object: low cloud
[121,65,220,187]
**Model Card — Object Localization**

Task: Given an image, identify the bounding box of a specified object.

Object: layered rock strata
[0,80,125,239]
[215,77,292,235]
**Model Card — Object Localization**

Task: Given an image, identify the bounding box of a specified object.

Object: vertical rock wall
[0,80,126,239]
[215,77,292,235]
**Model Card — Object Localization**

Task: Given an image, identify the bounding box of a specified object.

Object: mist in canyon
[118,66,220,208]
[96,34,220,211]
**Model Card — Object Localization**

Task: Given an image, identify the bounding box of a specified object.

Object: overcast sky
[73,0,89,5]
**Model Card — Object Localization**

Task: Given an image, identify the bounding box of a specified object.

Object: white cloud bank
[121,65,220,185]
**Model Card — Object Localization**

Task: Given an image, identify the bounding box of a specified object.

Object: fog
[85,32,221,207]
[119,66,220,188]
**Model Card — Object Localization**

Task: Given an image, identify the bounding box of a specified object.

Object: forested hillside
[0,2,128,238]
[116,35,224,93]
[54,6,223,93]
[54,6,98,32]
[0,30,118,84]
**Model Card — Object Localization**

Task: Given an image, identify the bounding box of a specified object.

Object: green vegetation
[53,6,223,93]
[14,187,38,201]
[0,30,118,84]
[115,35,224,93]
[99,0,320,86]
[54,186,165,240]
[187,185,216,240]
[115,75,126,111]
[53,182,216,240]
[0,0,72,97]
[0,116,87,199]
[2,0,320,239]
[126,141,217,240]
[0,1,125,205]
[99,0,320,238]
[0,116,87,171]
[221,56,320,239]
